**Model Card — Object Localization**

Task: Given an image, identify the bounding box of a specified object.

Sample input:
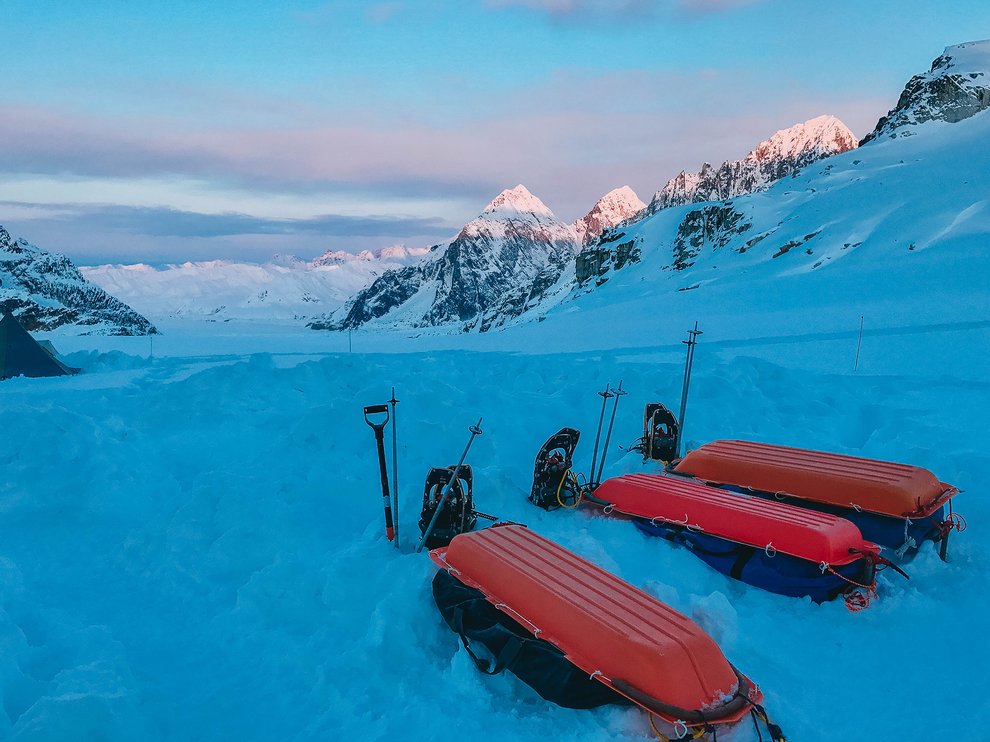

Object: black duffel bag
[431,569,626,709]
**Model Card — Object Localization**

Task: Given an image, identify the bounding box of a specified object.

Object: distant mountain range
[6,41,988,336]
[504,40,990,337]
[634,115,857,220]
[316,113,857,332]
[81,247,429,322]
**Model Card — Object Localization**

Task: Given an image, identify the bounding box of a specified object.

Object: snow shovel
[364,404,395,542]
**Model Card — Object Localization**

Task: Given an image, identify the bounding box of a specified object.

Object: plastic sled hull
[430,524,761,725]
[674,439,956,519]
[593,473,879,566]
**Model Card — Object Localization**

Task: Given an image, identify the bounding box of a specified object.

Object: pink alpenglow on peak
[483,185,556,218]
[572,186,646,246]
[747,115,857,164]
[638,115,857,218]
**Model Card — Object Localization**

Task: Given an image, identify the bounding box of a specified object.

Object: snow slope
[0,320,987,741]
[529,86,990,342]
[634,115,857,220]
[82,249,426,324]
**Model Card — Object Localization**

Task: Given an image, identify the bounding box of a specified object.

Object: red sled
[672,440,963,557]
[594,473,880,567]
[590,473,898,605]
[430,524,765,733]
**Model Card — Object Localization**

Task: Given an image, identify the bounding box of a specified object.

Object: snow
[746,115,856,163]
[483,185,556,218]
[81,252,425,323]
[2,294,988,741]
[638,115,857,219]
[938,39,990,72]
[572,186,646,246]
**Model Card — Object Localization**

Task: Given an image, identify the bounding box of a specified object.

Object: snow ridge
[83,248,427,323]
[572,186,646,247]
[636,115,858,219]
[0,226,156,335]
[310,244,429,268]
[313,185,579,331]
[862,40,990,143]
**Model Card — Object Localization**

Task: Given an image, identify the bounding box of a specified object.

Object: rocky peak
[482,184,555,218]
[312,186,578,331]
[572,186,646,246]
[0,225,156,334]
[309,244,429,268]
[862,40,990,144]
[635,115,857,219]
[748,115,857,167]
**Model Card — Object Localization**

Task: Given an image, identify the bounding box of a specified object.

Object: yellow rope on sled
[556,469,583,509]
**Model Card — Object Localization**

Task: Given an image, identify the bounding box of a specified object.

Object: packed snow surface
[82,250,426,323]
[1,312,987,740]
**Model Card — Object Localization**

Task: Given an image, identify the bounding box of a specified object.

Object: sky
[1,1,987,265]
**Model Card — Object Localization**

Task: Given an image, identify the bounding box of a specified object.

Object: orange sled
[674,440,957,519]
[430,524,767,733]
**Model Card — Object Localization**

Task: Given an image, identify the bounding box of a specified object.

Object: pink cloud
[366,2,403,22]
[0,69,887,224]
[486,0,766,21]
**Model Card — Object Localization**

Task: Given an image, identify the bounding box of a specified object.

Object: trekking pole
[389,387,400,548]
[854,315,864,372]
[416,418,484,553]
[588,384,614,489]
[677,322,703,458]
[363,404,395,542]
[595,380,627,486]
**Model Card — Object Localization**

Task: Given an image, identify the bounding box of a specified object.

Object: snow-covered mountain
[511,41,990,337]
[0,226,156,335]
[83,248,427,323]
[316,185,580,331]
[635,115,857,220]
[310,244,430,268]
[861,39,990,143]
[572,186,646,247]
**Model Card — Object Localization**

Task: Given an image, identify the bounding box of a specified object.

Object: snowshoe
[419,465,477,549]
[642,403,679,463]
[528,428,581,510]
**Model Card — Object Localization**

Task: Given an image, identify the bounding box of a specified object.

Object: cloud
[485,0,765,21]
[0,68,887,230]
[0,200,452,240]
[485,0,657,21]
[366,2,403,22]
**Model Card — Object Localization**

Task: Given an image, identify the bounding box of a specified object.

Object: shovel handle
[364,404,390,428]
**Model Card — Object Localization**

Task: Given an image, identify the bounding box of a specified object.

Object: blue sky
[1,1,986,263]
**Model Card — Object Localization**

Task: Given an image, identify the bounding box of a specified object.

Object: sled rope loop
[936,510,967,539]
[556,468,583,509]
[649,714,711,741]
[648,702,787,742]
[817,549,909,611]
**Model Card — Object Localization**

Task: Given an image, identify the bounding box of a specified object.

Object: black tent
[0,312,80,379]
